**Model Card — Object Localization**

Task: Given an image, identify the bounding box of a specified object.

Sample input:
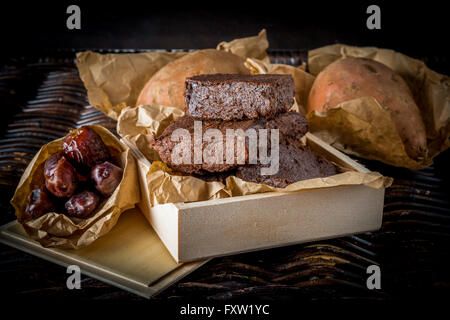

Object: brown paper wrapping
[117,103,185,162]
[217,29,270,63]
[10,125,140,249]
[117,105,391,207]
[146,161,231,206]
[76,30,270,120]
[307,44,450,169]
[226,169,390,197]
[76,51,187,120]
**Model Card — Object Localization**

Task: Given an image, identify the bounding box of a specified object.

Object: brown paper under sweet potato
[10,125,140,249]
[76,30,270,120]
[117,104,391,207]
[76,51,187,120]
[217,29,270,64]
[307,44,450,169]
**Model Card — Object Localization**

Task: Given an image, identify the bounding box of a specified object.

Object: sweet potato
[307,57,427,161]
[136,49,250,110]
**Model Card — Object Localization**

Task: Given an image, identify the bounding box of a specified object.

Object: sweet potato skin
[307,57,427,161]
[136,49,250,110]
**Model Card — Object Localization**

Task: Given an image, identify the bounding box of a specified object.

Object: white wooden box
[127,133,385,263]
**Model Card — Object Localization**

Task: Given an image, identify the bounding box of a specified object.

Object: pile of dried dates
[24,126,123,220]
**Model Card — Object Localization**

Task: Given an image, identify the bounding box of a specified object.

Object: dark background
[0,1,447,72]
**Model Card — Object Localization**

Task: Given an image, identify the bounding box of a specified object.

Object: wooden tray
[0,208,208,298]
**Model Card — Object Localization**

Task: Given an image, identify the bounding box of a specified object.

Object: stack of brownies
[151,74,337,187]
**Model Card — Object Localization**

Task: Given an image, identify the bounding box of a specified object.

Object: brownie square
[184,74,295,120]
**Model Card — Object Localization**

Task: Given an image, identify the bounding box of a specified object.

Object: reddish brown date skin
[44,153,78,198]
[90,161,123,197]
[63,126,111,169]
[65,191,101,218]
[24,187,56,220]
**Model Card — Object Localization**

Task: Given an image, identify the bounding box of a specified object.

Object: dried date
[44,153,78,198]
[24,187,56,220]
[63,126,111,169]
[65,191,101,218]
[90,161,123,196]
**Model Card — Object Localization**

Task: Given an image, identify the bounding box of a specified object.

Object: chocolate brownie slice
[236,138,338,188]
[150,111,308,175]
[185,74,295,120]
